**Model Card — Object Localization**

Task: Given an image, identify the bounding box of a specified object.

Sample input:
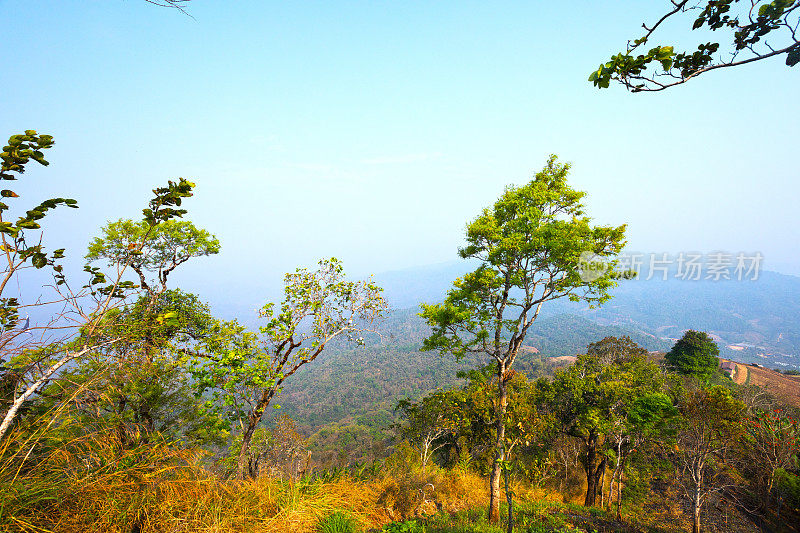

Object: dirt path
[732,362,749,385]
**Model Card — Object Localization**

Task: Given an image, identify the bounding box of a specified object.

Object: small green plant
[317,511,362,533]
[382,519,426,533]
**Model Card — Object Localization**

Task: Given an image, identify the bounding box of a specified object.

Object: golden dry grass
[0,431,498,533]
[746,365,800,408]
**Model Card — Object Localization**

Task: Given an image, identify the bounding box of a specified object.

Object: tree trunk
[504,456,514,533]
[615,456,626,521]
[608,440,621,509]
[488,366,508,524]
[767,467,775,499]
[692,487,702,533]
[583,434,599,507]
[600,465,606,508]
[421,435,432,471]
[593,457,607,506]
[237,387,275,479]
[0,344,104,442]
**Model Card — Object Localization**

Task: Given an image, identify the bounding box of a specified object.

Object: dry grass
[0,431,498,533]
[746,365,800,408]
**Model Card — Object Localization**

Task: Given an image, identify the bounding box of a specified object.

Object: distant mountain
[372,261,800,369]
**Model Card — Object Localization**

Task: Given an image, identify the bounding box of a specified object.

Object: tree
[87,219,220,297]
[395,391,463,471]
[226,414,308,480]
[75,217,221,445]
[45,290,227,448]
[420,155,627,524]
[0,130,197,442]
[743,407,799,506]
[0,131,76,328]
[549,337,667,508]
[609,390,678,519]
[589,0,800,92]
[675,385,745,533]
[190,258,387,479]
[665,330,720,381]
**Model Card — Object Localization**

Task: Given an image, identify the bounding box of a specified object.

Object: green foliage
[674,385,746,531]
[547,337,674,506]
[189,257,387,477]
[0,131,77,329]
[0,128,207,443]
[589,0,800,92]
[317,511,363,533]
[86,218,220,293]
[191,258,388,425]
[775,468,800,510]
[382,519,426,533]
[550,339,669,445]
[665,330,720,381]
[421,155,626,363]
[420,156,627,520]
[399,366,555,476]
[396,390,466,468]
[142,178,195,224]
[37,290,229,449]
[80,178,199,299]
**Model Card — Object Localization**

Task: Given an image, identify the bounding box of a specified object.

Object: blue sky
[3,1,798,312]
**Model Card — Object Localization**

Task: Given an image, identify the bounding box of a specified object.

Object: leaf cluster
[589,0,800,92]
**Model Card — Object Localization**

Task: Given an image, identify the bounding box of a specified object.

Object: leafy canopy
[665,330,720,381]
[86,219,220,293]
[550,338,667,445]
[421,155,627,363]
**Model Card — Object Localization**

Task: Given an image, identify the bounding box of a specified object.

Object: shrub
[382,519,426,533]
[317,511,362,533]
[775,468,800,510]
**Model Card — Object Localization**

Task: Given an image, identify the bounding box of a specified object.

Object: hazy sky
[3,1,798,311]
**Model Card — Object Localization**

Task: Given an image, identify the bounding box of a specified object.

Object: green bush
[775,468,800,510]
[317,511,362,533]
[382,519,427,533]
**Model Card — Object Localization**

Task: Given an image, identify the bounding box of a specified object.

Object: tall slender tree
[675,386,745,533]
[420,155,627,524]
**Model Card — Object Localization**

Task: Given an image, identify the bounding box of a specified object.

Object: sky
[3,1,798,315]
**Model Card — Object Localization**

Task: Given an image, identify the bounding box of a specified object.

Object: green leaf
[32,253,47,269]
[787,48,800,67]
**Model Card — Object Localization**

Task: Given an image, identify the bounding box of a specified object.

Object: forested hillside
[276,310,671,432]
